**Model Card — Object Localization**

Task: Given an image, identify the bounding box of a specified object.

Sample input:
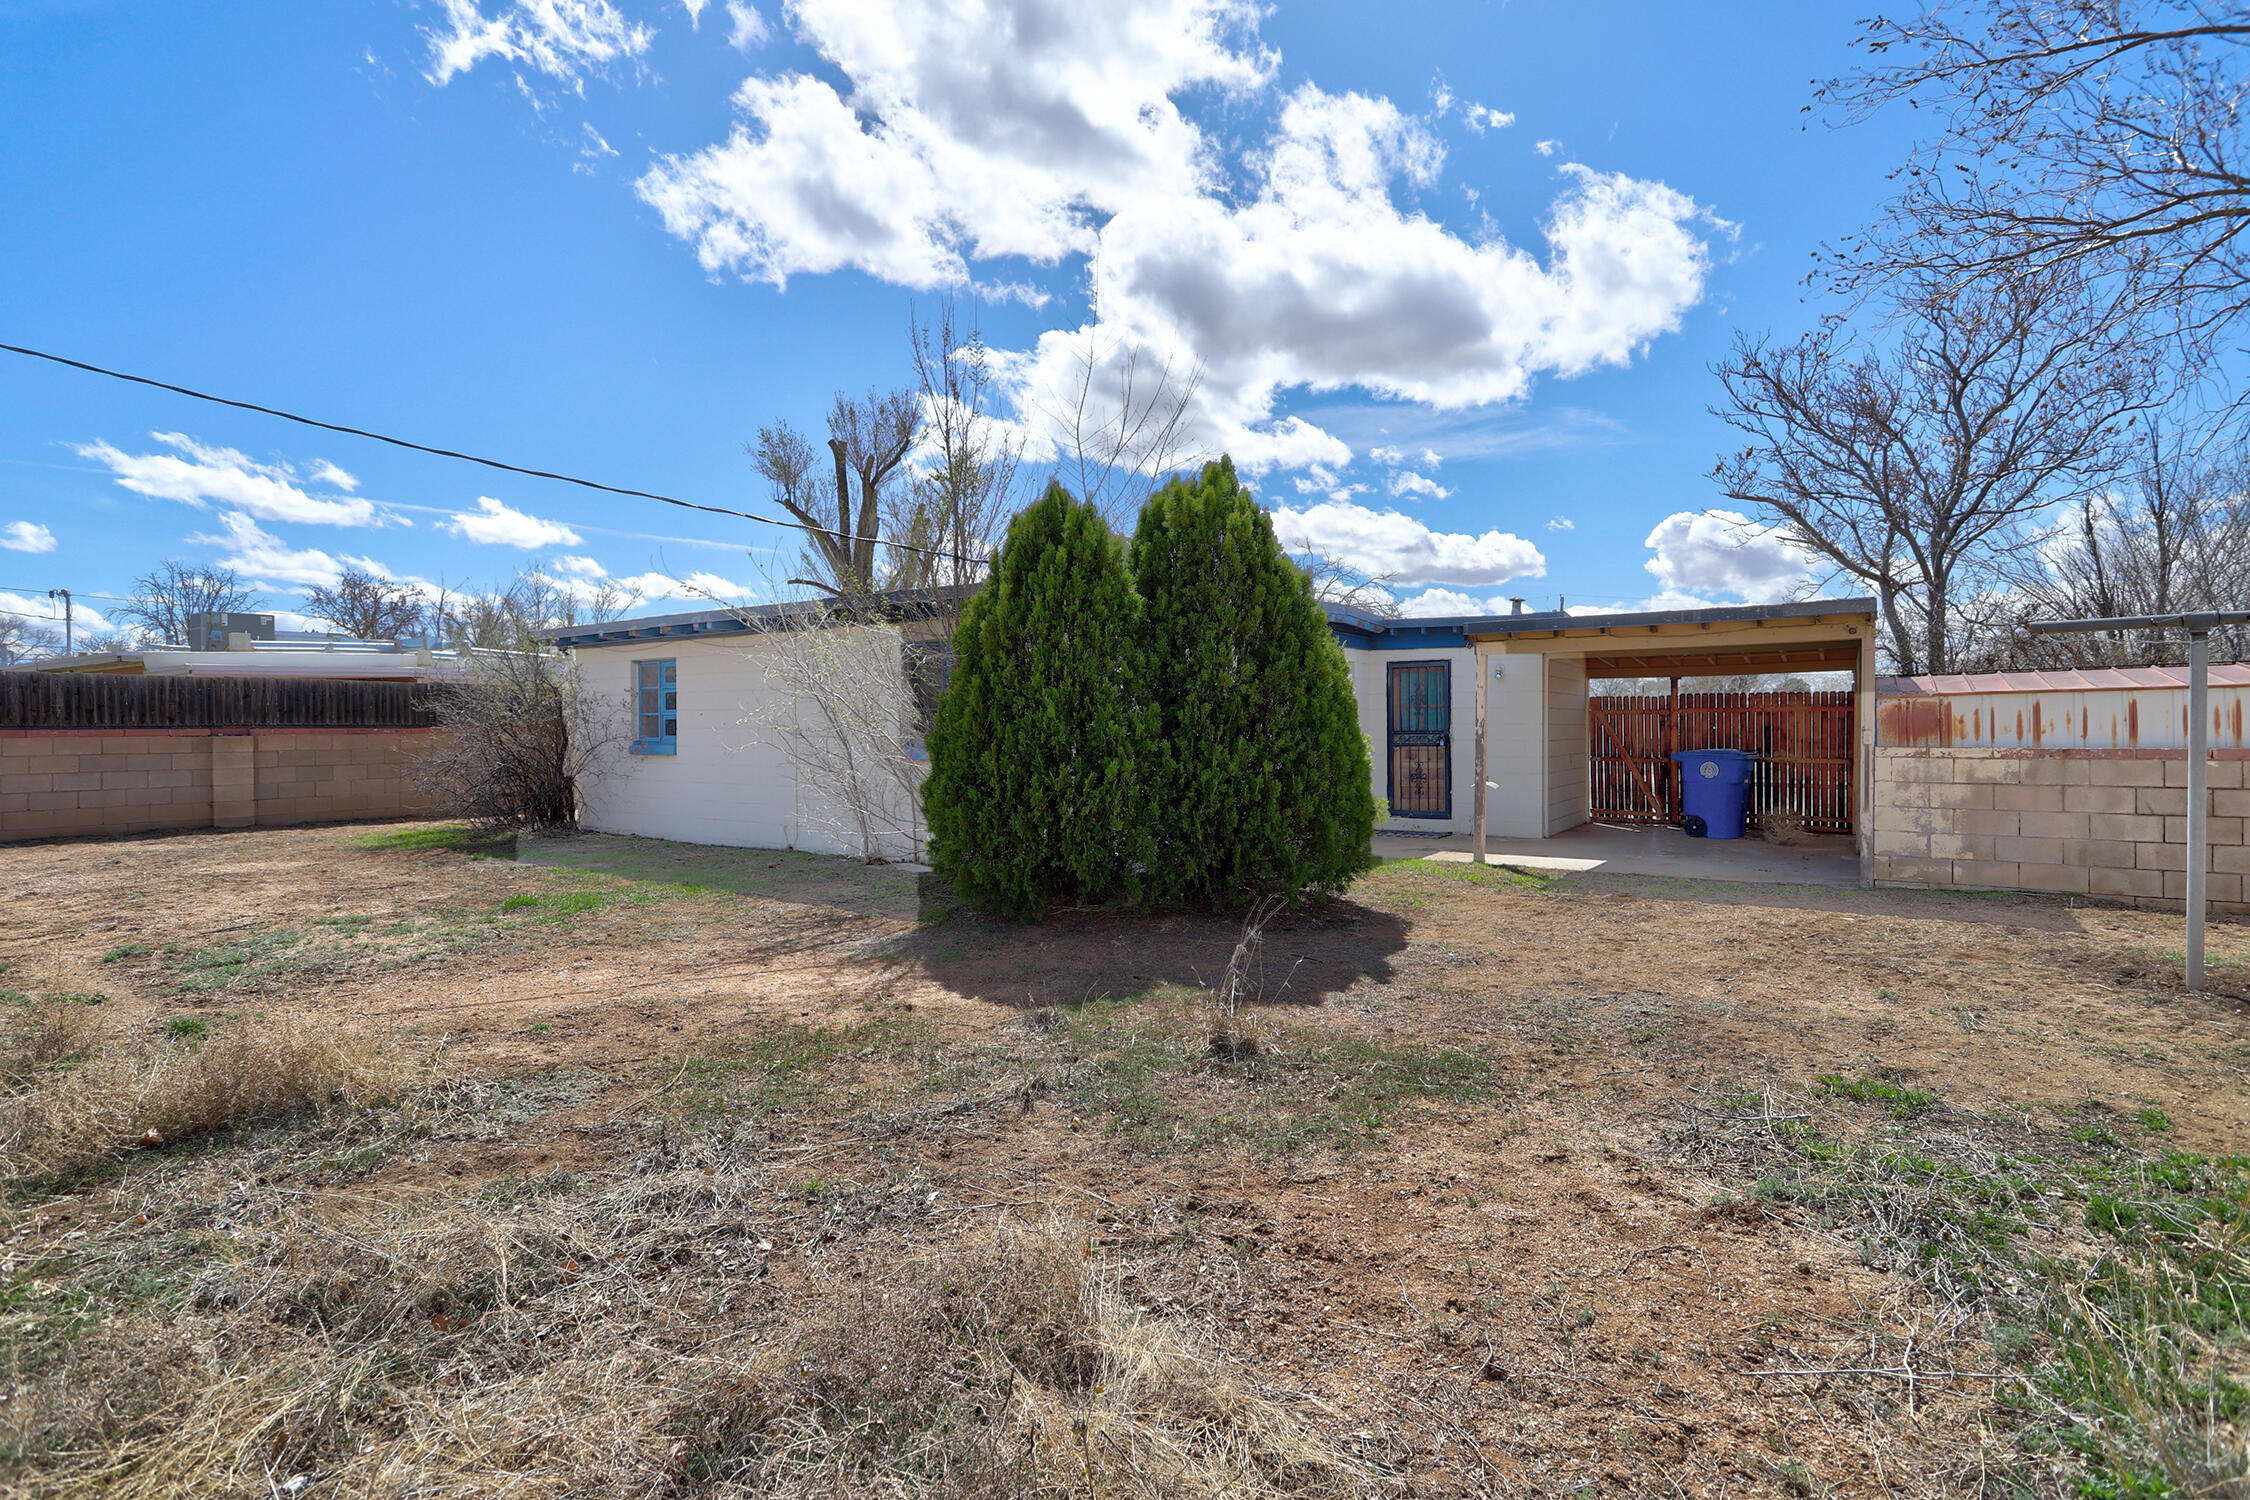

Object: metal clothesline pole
[2026,609,2250,992]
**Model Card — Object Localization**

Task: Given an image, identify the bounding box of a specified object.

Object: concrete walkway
[1372,821,1863,887]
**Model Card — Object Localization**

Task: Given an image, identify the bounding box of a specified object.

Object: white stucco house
[547,590,961,861]
[549,589,1879,868]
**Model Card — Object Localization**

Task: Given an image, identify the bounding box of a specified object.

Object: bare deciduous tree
[882,303,1022,593]
[754,389,922,599]
[304,566,427,641]
[118,561,254,647]
[1034,333,1208,527]
[415,646,625,830]
[2001,423,2250,663]
[1825,2,2250,361]
[1713,263,2159,673]
[0,615,62,666]
[1290,551,1402,618]
[432,569,640,651]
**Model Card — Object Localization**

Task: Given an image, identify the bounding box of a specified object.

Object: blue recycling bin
[1671,748,1757,839]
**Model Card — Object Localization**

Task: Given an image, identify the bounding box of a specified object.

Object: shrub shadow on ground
[892,898,1410,1011]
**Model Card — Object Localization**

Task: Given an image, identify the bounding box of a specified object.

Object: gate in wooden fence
[1588,690,1855,834]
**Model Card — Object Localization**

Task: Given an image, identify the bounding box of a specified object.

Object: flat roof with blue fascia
[540,585,977,650]
[1322,596,1876,650]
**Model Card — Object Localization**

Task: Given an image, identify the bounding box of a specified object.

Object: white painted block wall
[570,630,916,859]
[1349,647,1548,838]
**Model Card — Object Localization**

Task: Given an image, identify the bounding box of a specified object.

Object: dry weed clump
[0,1012,425,1185]
[14,1156,1370,1500]
[1758,807,1807,845]
[1205,897,1284,1062]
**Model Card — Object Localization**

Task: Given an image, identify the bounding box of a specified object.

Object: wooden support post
[1473,644,1488,867]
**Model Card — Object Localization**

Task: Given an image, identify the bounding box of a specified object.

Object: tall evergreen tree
[1131,457,1376,907]
[923,482,1156,919]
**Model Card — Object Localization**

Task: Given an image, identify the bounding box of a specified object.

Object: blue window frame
[631,658,677,755]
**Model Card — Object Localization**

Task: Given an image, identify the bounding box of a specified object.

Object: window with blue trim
[632,659,677,754]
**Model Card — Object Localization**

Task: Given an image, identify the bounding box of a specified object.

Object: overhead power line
[0,341,979,568]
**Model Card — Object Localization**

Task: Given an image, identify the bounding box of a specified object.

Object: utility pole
[2027,609,2250,991]
[45,588,70,654]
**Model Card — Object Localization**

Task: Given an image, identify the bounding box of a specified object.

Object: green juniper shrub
[923,482,1158,919]
[1130,457,1376,908]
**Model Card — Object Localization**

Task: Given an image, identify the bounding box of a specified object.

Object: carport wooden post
[1473,641,1488,866]
[2027,609,2250,992]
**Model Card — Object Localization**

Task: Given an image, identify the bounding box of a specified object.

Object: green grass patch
[1052,998,1506,1157]
[98,944,147,964]
[671,1020,919,1124]
[162,1016,208,1042]
[1815,1073,1938,1117]
[516,832,917,918]
[1357,859,1553,910]
[493,887,626,923]
[1746,1102,2250,1495]
[351,823,516,856]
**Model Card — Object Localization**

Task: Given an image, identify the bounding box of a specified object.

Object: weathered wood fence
[1589,690,1856,833]
[0,671,439,730]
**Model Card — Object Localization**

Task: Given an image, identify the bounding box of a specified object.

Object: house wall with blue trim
[1327,617,1559,839]
[570,626,924,860]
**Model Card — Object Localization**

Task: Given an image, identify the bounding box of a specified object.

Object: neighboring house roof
[544,585,977,650]
[32,646,477,681]
[1877,665,2250,696]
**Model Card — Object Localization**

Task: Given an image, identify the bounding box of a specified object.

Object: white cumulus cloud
[724,0,766,49]
[1546,516,1573,531]
[424,0,653,86]
[1463,104,1514,133]
[1641,509,1815,604]
[1387,471,1450,500]
[540,554,752,607]
[1271,499,1544,586]
[1395,587,1509,618]
[0,591,115,642]
[634,0,1713,476]
[1,521,56,553]
[193,513,367,589]
[77,433,380,527]
[444,497,584,549]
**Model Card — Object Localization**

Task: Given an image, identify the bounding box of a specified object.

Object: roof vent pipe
[1508,597,1527,615]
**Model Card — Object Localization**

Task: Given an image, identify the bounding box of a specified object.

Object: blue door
[1387,661,1451,818]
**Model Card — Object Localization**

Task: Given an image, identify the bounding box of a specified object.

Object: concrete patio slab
[1372,821,1862,887]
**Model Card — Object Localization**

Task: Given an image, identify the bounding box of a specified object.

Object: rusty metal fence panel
[1589,690,1855,833]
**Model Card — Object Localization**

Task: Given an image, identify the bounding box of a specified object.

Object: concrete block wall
[0,728,444,843]
[1871,747,2250,910]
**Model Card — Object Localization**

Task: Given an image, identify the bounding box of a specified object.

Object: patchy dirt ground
[3,821,2247,1497]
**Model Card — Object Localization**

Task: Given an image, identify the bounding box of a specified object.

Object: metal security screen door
[1387,661,1451,818]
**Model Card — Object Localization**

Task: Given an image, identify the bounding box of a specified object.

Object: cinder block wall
[0,728,446,843]
[1872,748,2249,910]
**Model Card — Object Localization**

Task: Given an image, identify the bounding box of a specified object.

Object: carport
[1461,598,1882,884]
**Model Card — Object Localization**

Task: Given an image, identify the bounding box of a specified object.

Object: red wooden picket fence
[1588,690,1856,834]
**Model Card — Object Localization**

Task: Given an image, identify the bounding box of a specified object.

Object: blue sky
[0,0,1917,640]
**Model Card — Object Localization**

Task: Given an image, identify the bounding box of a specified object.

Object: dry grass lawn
[0,820,2245,1497]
